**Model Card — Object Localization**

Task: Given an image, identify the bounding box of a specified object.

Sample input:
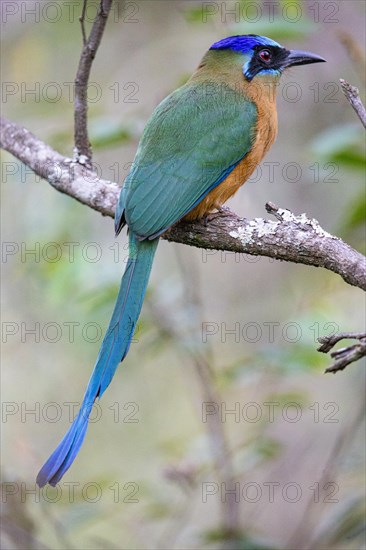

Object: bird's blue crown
[210,35,281,55]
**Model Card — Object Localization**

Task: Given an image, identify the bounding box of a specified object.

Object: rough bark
[1,116,365,292]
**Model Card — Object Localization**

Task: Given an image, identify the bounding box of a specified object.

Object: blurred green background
[1,1,365,548]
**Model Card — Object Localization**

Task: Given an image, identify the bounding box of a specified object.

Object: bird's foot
[202,206,231,226]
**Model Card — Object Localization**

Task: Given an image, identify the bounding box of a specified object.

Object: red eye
[259,49,272,63]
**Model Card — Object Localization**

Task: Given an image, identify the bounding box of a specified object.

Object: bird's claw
[203,206,230,226]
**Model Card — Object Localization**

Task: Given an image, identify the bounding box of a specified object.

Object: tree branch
[340,79,366,129]
[0,116,119,216]
[165,202,366,291]
[318,332,366,373]
[1,116,365,292]
[74,0,114,161]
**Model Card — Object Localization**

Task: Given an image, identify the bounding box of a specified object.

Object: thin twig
[145,293,241,547]
[288,393,366,549]
[318,332,366,353]
[317,332,366,373]
[339,79,366,129]
[1,116,365,292]
[74,0,114,162]
[79,0,88,45]
[174,247,241,544]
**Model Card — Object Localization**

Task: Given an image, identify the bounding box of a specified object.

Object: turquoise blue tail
[36,234,158,487]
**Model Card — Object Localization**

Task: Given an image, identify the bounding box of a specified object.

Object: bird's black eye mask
[244,45,290,81]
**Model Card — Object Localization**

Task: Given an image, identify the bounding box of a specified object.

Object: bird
[37,35,325,487]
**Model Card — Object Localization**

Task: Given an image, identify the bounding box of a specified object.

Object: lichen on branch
[1,116,365,292]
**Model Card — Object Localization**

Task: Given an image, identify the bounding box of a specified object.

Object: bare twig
[146,295,241,548]
[1,116,365,292]
[318,331,366,353]
[79,0,88,45]
[172,248,241,546]
[74,0,114,162]
[191,359,240,545]
[289,392,366,549]
[317,332,366,373]
[339,79,366,129]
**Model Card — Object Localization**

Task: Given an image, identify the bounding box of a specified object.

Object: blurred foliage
[311,123,365,170]
[313,497,366,548]
[89,118,133,150]
[185,0,318,40]
[203,529,279,550]
[311,123,366,242]
[231,18,317,40]
[50,119,134,152]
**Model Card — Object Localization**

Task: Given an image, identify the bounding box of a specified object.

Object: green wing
[115,82,257,239]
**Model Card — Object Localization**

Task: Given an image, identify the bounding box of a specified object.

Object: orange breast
[185,78,279,221]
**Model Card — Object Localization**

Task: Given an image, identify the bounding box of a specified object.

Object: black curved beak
[284,49,326,68]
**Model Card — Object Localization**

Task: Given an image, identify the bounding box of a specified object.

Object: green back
[116,81,257,239]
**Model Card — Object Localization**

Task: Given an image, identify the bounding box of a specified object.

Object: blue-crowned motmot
[37,35,325,486]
